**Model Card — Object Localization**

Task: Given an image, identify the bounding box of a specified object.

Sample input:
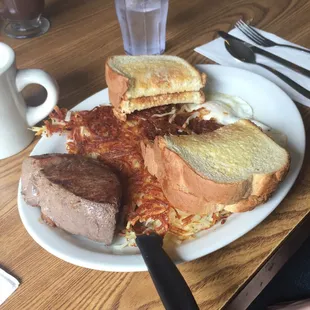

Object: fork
[235,20,310,54]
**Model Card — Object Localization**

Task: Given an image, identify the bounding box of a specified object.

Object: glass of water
[115,0,169,55]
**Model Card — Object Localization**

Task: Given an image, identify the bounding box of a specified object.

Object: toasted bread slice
[105,55,207,117]
[141,120,290,214]
[113,91,205,121]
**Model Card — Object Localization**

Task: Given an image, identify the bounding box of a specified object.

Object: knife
[218,31,310,78]
[136,233,199,310]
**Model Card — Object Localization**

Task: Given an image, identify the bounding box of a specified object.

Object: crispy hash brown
[34,105,230,245]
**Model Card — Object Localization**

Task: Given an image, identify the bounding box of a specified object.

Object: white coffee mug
[0,42,58,160]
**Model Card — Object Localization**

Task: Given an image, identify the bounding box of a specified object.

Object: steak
[21,154,122,245]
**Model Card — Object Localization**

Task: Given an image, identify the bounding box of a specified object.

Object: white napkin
[195,28,310,107]
[0,268,19,305]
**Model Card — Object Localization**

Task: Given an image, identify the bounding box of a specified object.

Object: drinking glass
[0,0,50,39]
[115,0,169,55]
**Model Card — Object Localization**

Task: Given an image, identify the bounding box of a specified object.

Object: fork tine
[235,21,266,46]
[237,20,273,47]
[236,21,267,46]
[239,20,269,42]
[236,21,265,44]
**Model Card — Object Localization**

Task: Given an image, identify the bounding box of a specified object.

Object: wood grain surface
[1,0,310,309]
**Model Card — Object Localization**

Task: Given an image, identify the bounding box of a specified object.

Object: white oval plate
[17,65,305,272]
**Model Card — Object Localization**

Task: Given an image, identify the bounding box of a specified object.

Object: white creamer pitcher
[0,42,58,159]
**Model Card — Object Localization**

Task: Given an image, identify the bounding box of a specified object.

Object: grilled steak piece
[21,154,122,245]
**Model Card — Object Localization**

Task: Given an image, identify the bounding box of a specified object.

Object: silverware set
[220,20,310,99]
[235,20,310,53]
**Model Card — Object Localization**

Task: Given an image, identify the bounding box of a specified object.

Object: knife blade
[218,31,310,78]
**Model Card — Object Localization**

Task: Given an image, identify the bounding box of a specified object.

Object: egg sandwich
[105,55,207,120]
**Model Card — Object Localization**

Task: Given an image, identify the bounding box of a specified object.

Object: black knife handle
[252,46,310,78]
[258,63,310,99]
[136,233,199,310]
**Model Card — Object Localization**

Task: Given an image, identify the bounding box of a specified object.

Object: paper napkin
[0,268,19,305]
[195,28,310,107]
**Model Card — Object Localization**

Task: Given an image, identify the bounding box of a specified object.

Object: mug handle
[15,69,59,127]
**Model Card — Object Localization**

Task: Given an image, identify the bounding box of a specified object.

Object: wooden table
[1,0,310,309]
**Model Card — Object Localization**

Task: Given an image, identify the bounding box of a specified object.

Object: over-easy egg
[182,92,270,131]
[205,93,253,121]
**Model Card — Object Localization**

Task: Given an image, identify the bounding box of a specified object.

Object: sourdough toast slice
[141,120,290,214]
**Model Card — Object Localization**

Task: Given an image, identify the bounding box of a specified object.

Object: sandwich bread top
[165,120,289,183]
[106,55,207,99]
